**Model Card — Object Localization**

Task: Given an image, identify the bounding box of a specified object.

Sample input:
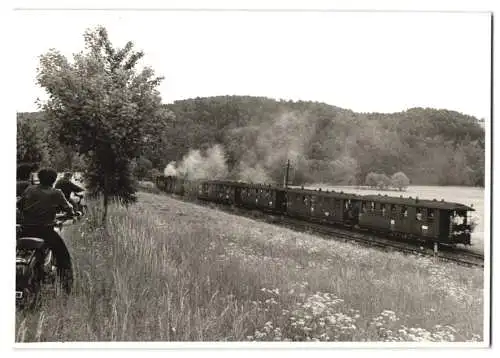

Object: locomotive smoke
[164,162,177,176]
[234,111,317,184]
[164,144,229,180]
[164,111,317,184]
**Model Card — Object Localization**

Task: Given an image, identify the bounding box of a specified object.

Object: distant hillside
[17,95,485,186]
[161,96,485,186]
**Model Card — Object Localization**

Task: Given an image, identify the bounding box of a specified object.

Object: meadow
[15,192,484,343]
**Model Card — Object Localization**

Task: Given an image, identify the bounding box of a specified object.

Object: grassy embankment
[16,192,484,342]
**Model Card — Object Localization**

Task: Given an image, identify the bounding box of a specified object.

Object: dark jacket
[18,185,74,226]
[54,179,85,201]
[16,180,31,197]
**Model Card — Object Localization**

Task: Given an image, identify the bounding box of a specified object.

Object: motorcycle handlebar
[55,211,82,223]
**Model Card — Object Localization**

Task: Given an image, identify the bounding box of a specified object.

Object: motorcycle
[16,212,79,310]
[71,192,88,218]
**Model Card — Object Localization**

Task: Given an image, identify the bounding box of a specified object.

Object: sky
[14,10,491,119]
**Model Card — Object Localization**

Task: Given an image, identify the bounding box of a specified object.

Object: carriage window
[370,202,375,212]
[428,209,435,220]
[391,204,396,214]
[361,202,367,213]
[381,204,386,216]
[416,208,423,221]
[401,206,408,218]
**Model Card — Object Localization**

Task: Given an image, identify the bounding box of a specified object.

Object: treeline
[17,95,485,187]
[17,111,85,172]
[163,96,485,186]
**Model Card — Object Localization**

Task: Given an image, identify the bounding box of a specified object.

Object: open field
[16,192,484,343]
[305,185,486,255]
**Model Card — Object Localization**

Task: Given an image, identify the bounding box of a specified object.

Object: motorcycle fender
[17,237,46,250]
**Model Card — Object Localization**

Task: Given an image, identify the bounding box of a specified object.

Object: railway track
[161,192,484,268]
[276,216,484,268]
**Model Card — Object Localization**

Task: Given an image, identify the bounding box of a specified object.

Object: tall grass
[15,193,484,342]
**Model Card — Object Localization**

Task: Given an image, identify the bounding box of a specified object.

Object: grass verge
[15,192,484,342]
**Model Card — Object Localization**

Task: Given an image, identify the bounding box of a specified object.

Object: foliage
[36,26,171,222]
[391,172,410,191]
[365,172,391,190]
[16,114,49,167]
[376,174,391,190]
[15,193,484,342]
[365,172,379,188]
[18,95,485,187]
[163,96,485,187]
[131,156,153,180]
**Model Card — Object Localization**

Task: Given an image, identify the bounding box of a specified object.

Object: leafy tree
[330,155,359,185]
[131,156,153,180]
[17,116,49,167]
[391,171,410,191]
[37,26,170,223]
[365,172,391,189]
[19,95,485,188]
[150,168,161,180]
[376,173,391,190]
[365,172,379,188]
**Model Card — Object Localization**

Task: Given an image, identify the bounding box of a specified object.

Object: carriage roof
[360,194,475,211]
[198,180,474,211]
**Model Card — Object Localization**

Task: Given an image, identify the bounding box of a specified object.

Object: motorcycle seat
[17,237,46,250]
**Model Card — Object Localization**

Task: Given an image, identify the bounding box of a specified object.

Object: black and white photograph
[6,0,494,351]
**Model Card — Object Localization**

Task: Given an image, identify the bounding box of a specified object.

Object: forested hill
[161,96,484,186]
[17,95,485,186]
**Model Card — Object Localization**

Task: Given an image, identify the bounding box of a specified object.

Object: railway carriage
[155,175,167,191]
[171,177,186,195]
[198,180,238,204]
[285,188,362,225]
[359,195,474,245]
[157,175,183,194]
[154,175,475,248]
[238,183,286,213]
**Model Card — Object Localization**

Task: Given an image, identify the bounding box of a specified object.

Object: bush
[132,157,154,181]
[391,172,410,191]
[365,172,390,190]
[376,174,391,190]
[365,172,379,188]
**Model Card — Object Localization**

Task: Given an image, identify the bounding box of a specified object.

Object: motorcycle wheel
[16,261,42,311]
[45,249,73,296]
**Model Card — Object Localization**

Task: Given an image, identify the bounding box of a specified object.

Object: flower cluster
[249,290,359,341]
[368,310,479,342]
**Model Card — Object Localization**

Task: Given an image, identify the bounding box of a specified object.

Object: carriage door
[235,186,242,205]
[343,199,350,221]
[275,189,286,212]
[351,199,360,225]
[438,210,451,242]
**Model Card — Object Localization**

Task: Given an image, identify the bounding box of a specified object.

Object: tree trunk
[102,172,109,225]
